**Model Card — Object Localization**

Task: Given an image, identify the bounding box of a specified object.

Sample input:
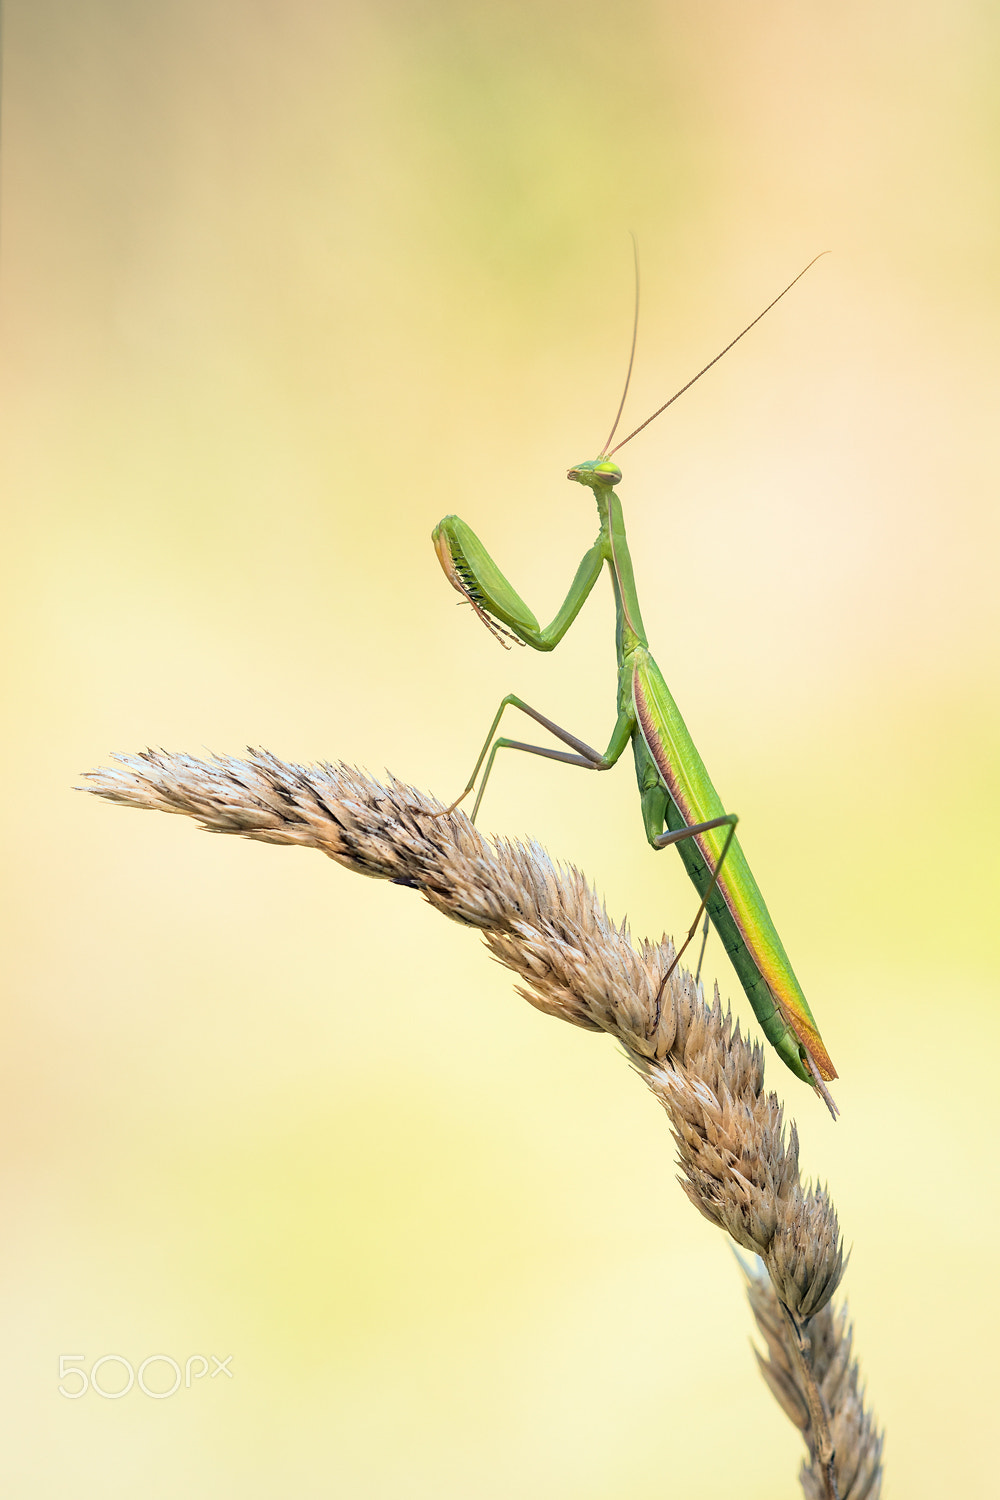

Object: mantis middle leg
[440,695,635,822]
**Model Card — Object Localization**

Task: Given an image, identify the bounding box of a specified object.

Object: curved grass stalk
[84,749,883,1499]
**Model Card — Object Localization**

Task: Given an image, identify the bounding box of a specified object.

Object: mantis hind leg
[694,912,711,984]
[639,781,740,1008]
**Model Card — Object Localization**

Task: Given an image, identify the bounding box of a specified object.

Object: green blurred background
[2,2,998,1494]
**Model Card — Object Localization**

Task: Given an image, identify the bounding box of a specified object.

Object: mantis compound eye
[594,461,622,485]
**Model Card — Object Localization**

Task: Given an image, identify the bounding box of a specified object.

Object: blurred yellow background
[2,2,998,1494]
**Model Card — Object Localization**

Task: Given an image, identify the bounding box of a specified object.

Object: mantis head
[567,458,622,491]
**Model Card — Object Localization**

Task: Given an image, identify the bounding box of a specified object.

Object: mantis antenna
[608,251,829,458]
[599,232,641,457]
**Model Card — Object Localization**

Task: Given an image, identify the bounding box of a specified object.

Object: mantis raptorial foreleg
[433,517,606,654]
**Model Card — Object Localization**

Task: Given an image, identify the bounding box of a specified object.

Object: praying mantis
[432,255,839,1117]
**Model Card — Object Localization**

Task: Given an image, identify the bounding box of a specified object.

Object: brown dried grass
[84,749,883,1499]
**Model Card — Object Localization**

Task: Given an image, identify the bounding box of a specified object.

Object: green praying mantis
[432,254,839,1117]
